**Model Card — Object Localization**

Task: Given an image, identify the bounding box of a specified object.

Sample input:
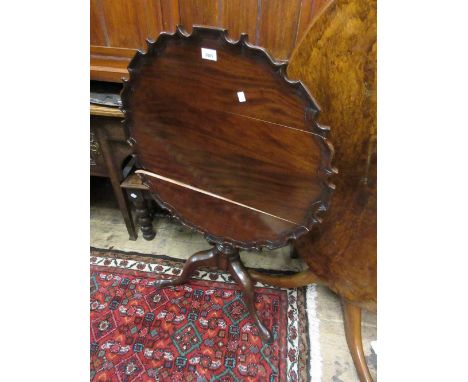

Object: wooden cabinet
[90,0,333,82]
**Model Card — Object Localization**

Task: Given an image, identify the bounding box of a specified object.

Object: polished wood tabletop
[121,26,336,250]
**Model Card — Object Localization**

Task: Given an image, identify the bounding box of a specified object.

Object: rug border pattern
[90,253,301,381]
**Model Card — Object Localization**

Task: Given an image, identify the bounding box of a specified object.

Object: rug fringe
[306,284,322,382]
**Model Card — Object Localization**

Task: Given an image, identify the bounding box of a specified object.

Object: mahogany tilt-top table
[121,25,336,343]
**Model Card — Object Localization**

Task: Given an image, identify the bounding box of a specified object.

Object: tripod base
[154,244,273,344]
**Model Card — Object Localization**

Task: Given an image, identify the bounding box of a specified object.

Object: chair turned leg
[154,248,217,287]
[290,243,299,259]
[129,190,155,240]
[342,299,374,382]
[228,257,273,344]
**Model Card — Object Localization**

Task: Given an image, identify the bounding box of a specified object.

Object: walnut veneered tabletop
[121,26,335,250]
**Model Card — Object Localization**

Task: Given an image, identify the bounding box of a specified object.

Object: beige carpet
[90,195,377,381]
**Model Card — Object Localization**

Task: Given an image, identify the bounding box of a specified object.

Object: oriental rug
[90,249,320,382]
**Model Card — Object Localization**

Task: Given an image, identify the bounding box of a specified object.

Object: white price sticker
[237,91,246,103]
[201,48,217,61]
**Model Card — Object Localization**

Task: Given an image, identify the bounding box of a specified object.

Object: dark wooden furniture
[90,0,332,82]
[121,26,336,343]
[290,2,377,380]
[121,173,155,241]
[251,0,377,380]
[90,103,155,241]
[90,104,136,240]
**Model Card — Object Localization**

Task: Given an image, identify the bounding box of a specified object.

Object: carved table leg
[342,299,374,382]
[228,256,273,344]
[129,190,156,240]
[154,248,217,287]
[153,244,272,344]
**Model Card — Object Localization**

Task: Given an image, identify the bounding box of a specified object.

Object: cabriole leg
[342,299,374,382]
[154,248,217,287]
[227,254,273,344]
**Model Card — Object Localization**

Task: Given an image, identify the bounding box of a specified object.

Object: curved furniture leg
[342,298,374,382]
[228,257,273,344]
[154,248,216,287]
[154,243,272,344]
[250,269,322,288]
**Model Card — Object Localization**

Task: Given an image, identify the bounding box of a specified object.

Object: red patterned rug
[90,249,312,382]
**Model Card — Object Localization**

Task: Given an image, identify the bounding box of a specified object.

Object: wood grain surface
[179,0,219,32]
[288,0,377,312]
[122,26,335,250]
[90,104,123,118]
[90,0,332,81]
[221,0,258,41]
